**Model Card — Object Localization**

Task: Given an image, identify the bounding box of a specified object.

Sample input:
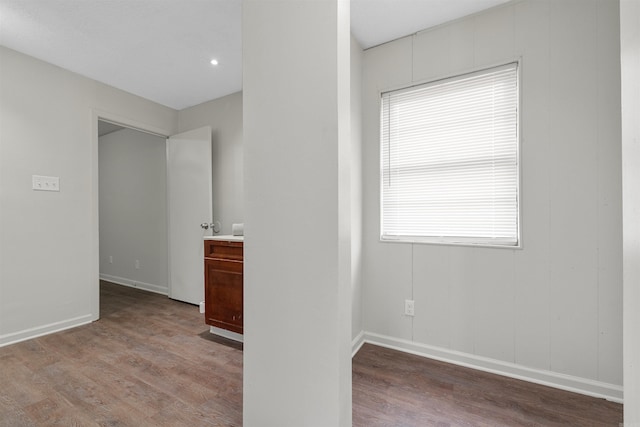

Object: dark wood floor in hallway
[0,281,622,426]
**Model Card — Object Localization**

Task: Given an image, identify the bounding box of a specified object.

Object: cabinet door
[205,258,243,334]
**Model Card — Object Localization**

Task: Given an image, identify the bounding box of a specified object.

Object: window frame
[378,61,522,249]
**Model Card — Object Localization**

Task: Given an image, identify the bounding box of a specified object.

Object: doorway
[98,120,169,295]
[93,116,213,319]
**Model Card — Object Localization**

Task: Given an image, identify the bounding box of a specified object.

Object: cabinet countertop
[204,235,244,242]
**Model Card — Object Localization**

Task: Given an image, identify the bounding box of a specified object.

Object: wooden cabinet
[204,239,243,334]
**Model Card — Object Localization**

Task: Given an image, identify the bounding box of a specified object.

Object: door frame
[91,109,173,321]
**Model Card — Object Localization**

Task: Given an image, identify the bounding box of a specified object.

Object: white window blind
[381,62,519,246]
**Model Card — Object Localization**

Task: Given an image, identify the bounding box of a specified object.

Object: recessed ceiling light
[210,59,219,66]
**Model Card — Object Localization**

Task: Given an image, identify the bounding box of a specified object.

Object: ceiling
[0,0,509,111]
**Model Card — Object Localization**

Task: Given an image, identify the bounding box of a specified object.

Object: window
[380,62,519,246]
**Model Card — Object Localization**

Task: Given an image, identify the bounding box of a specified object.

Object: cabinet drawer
[206,258,243,274]
[204,240,243,260]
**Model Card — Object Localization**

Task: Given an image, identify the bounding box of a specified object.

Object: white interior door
[167,126,212,304]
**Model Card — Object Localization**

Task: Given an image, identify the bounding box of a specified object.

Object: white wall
[178,92,243,236]
[0,46,178,346]
[350,35,364,344]
[621,0,640,421]
[361,0,623,400]
[99,127,168,294]
[243,0,351,424]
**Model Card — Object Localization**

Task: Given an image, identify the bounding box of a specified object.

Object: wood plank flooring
[0,281,623,426]
[353,344,622,426]
[0,282,242,427]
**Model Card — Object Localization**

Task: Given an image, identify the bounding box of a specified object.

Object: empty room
[1,0,639,426]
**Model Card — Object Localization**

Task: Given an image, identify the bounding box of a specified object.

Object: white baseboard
[100,274,168,295]
[0,314,93,348]
[351,330,365,358]
[209,326,244,343]
[353,331,623,404]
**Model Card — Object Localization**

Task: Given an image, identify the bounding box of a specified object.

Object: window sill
[380,236,522,250]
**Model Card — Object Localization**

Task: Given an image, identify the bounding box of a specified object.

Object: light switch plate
[32,175,60,192]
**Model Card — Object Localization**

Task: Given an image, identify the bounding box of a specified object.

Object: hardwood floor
[0,282,242,427]
[353,344,622,426]
[0,281,623,426]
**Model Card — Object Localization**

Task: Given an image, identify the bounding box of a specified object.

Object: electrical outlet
[109,255,113,264]
[404,299,415,316]
[135,259,140,269]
